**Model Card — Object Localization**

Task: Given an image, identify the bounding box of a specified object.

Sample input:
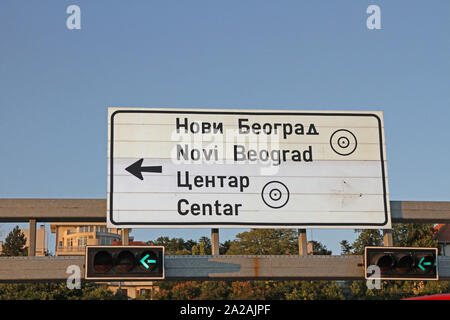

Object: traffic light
[365,246,438,280]
[85,246,165,280]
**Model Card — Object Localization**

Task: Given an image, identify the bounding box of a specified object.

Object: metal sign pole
[298,229,308,256]
[28,219,36,256]
[211,228,219,255]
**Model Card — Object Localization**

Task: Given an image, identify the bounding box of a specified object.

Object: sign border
[109,109,389,227]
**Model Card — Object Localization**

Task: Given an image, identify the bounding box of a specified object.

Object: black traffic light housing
[365,246,438,280]
[85,246,165,280]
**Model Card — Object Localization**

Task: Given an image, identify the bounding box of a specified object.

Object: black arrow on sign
[125,158,162,180]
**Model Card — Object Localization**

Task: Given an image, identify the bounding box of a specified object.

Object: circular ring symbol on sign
[330,129,358,156]
[338,136,350,148]
[261,181,290,209]
[269,188,282,201]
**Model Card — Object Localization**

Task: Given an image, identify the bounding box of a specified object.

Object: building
[22,225,48,256]
[306,241,314,255]
[50,223,124,256]
[434,224,450,256]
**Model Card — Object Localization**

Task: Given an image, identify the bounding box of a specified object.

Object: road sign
[365,247,438,280]
[107,108,390,228]
[85,246,164,280]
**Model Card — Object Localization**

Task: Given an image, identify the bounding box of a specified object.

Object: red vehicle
[403,294,450,300]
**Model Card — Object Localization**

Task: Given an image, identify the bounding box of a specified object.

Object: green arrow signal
[418,257,426,271]
[418,257,434,271]
[140,254,157,269]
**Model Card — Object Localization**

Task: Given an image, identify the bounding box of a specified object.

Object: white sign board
[107,108,391,229]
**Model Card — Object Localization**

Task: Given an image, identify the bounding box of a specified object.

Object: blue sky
[0,1,449,254]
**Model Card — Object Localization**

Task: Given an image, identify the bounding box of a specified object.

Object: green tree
[192,242,208,255]
[285,281,345,300]
[0,282,127,300]
[1,226,27,256]
[199,281,230,300]
[155,281,202,300]
[346,224,437,255]
[309,240,332,255]
[192,236,212,255]
[147,236,196,255]
[350,229,383,255]
[220,240,232,255]
[228,281,285,300]
[225,229,298,255]
[340,240,353,255]
[392,223,437,248]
